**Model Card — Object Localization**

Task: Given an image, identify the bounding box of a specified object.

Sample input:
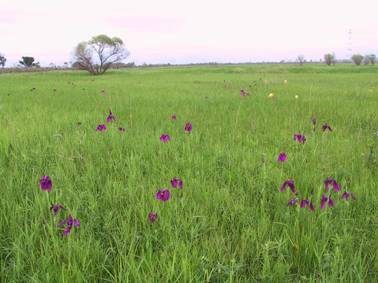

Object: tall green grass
[0,64,377,282]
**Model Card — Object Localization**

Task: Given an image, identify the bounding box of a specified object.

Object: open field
[0,64,377,282]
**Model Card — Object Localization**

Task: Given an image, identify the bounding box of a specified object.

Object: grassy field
[0,64,377,282]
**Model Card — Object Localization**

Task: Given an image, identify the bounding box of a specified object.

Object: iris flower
[324,177,340,192]
[58,214,80,236]
[341,191,356,201]
[148,212,158,223]
[322,123,332,132]
[171,177,183,189]
[288,197,299,206]
[50,204,65,216]
[160,134,171,143]
[184,122,193,132]
[96,124,107,131]
[156,189,171,201]
[279,179,297,194]
[320,194,334,209]
[106,110,116,123]
[293,134,306,143]
[39,176,52,192]
[277,152,287,162]
[300,199,315,211]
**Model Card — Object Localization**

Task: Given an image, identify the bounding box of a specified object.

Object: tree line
[0,35,377,75]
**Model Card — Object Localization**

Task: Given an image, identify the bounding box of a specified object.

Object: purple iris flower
[59,214,80,236]
[118,127,126,132]
[300,199,315,211]
[50,204,65,216]
[324,177,341,192]
[96,124,107,131]
[294,134,306,143]
[171,177,183,189]
[320,194,334,209]
[160,134,171,143]
[148,212,158,223]
[184,122,193,132]
[106,110,116,123]
[341,191,356,201]
[156,189,171,201]
[279,179,297,194]
[277,152,287,162]
[288,197,299,206]
[171,114,177,120]
[39,176,52,192]
[322,123,332,132]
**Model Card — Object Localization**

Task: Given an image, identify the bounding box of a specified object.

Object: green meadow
[0,64,377,282]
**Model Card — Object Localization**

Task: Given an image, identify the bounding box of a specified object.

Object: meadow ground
[0,64,377,282]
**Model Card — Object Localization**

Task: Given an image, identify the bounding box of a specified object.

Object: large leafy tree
[74,34,129,75]
[19,56,39,67]
[0,53,6,68]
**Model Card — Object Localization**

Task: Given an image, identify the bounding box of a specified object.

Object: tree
[19,56,40,67]
[296,55,305,65]
[367,54,376,65]
[0,53,6,68]
[324,53,335,65]
[73,34,129,75]
[363,55,370,65]
[351,54,364,65]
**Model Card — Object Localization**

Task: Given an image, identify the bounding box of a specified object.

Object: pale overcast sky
[1,0,377,66]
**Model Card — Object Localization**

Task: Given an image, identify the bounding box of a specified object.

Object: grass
[0,64,377,282]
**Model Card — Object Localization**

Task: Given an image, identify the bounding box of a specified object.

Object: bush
[351,54,364,65]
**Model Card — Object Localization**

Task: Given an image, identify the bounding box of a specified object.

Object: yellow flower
[295,95,299,99]
[284,80,288,84]
[268,93,274,98]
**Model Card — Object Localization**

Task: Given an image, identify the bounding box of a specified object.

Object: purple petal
[39,175,52,192]
[320,194,328,209]
[148,212,158,223]
[328,198,334,207]
[156,189,171,202]
[288,198,299,206]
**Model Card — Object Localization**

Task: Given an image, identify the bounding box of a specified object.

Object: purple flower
[148,212,158,223]
[171,177,183,189]
[171,114,177,120]
[288,197,299,206]
[106,110,116,123]
[160,134,171,143]
[279,179,297,194]
[294,134,306,143]
[320,194,334,209]
[156,189,171,202]
[184,122,192,133]
[118,127,126,132]
[300,199,315,211]
[322,123,332,132]
[324,177,341,192]
[341,191,356,201]
[277,152,287,162]
[39,176,52,192]
[96,124,107,131]
[59,214,80,236]
[240,89,250,97]
[50,204,65,216]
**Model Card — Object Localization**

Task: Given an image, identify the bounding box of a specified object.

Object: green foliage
[351,54,364,65]
[19,56,40,68]
[74,34,128,75]
[0,64,377,282]
[0,53,6,67]
[324,53,336,65]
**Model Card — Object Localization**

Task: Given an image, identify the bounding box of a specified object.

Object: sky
[1,0,378,66]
